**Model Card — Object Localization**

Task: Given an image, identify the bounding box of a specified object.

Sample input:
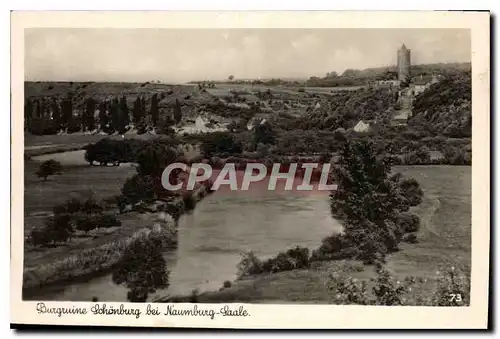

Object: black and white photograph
[10,10,490,329]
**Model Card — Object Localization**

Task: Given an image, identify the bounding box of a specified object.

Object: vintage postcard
[10,11,490,329]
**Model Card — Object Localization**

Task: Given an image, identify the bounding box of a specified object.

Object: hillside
[24,81,218,113]
[283,88,397,130]
[411,72,472,137]
[305,62,471,87]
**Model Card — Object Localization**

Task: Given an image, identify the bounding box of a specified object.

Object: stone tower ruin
[397,44,411,81]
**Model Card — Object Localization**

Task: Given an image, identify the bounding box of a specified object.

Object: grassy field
[24,157,139,268]
[156,165,471,304]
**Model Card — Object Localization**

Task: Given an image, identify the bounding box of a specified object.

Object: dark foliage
[112,234,169,302]
[327,140,423,263]
[412,73,471,137]
[121,174,157,205]
[201,132,243,157]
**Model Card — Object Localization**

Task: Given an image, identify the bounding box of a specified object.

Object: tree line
[24,93,183,135]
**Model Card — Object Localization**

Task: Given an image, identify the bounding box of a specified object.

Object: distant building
[374,80,401,88]
[397,44,411,81]
[410,74,442,95]
[353,120,371,133]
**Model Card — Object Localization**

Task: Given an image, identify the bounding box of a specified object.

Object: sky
[25,28,471,83]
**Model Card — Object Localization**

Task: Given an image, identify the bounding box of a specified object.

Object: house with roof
[411,74,442,95]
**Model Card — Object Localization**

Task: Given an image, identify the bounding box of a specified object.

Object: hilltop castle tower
[397,44,411,81]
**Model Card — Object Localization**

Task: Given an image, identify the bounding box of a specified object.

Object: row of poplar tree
[24,94,182,135]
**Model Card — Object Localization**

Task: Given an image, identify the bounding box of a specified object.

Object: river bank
[22,183,212,298]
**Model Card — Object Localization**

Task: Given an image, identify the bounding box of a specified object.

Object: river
[30,181,339,302]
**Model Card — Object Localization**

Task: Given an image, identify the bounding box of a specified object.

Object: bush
[399,177,424,207]
[112,229,170,302]
[431,266,470,306]
[28,213,73,247]
[371,267,415,306]
[236,252,263,279]
[53,198,82,215]
[121,174,156,205]
[326,263,469,306]
[201,132,243,157]
[73,212,122,233]
[36,159,62,180]
[327,274,370,305]
[285,246,310,269]
[310,233,355,262]
[97,213,122,228]
[262,252,295,273]
[73,213,98,233]
[53,196,104,215]
[28,227,54,247]
[401,233,418,243]
[84,139,123,166]
[327,265,415,305]
[442,146,472,165]
[182,192,197,211]
[222,280,232,288]
[396,212,421,234]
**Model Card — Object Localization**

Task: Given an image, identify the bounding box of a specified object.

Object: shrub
[371,267,415,305]
[182,192,197,211]
[327,273,370,305]
[401,233,418,243]
[327,265,415,305]
[84,139,124,166]
[163,199,185,221]
[29,213,73,247]
[285,246,310,269]
[121,174,156,205]
[431,266,470,306]
[442,146,472,165]
[73,213,98,233]
[385,154,402,166]
[399,177,424,207]
[53,198,83,215]
[201,132,243,157]
[136,141,179,177]
[115,195,130,213]
[236,251,263,279]
[326,263,469,306]
[396,212,421,234]
[28,227,54,247]
[81,196,104,214]
[97,213,122,228]
[36,159,62,180]
[263,253,295,273]
[310,233,356,262]
[53,196,105,215]
[73,212,122,233]
[112,230,170,302]
[223,280,232,288]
